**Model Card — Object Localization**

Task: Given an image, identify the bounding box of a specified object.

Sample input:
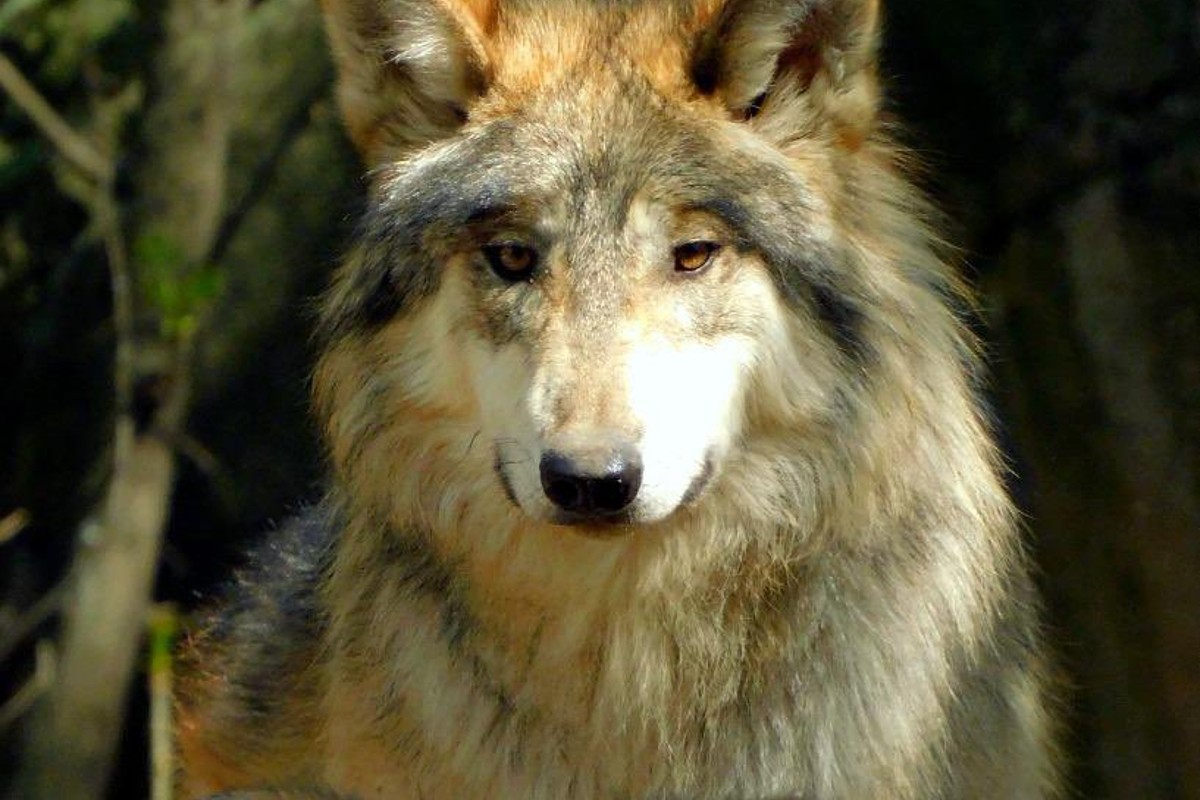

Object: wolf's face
[446,114,786,526]
[317,0,919,535]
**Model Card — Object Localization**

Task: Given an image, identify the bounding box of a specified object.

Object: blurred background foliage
[0,0,1198,797]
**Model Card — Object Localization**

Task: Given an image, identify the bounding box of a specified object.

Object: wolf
[176,0,1062,797]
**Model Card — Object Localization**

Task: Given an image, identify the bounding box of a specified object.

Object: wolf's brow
[465,202,524,226]
[685,197,755,249]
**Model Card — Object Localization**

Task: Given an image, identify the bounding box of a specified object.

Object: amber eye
[673,241,721,273]
[483,243,538,281]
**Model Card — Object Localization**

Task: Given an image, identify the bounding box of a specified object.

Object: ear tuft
[692,0,881,142]
[322,0,498,163]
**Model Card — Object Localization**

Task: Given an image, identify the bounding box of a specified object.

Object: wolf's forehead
[485,0,701,101]
[383,108,696,230]
[377,107,817,265]
[384,10,732,223]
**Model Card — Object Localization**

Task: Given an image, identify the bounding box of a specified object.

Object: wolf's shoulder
[196,506,337,664]
[175,509,339,794]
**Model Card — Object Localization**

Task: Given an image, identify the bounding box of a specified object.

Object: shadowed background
[0,0,1197,796]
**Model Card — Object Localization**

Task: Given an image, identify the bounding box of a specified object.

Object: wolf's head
[316,0,975,543]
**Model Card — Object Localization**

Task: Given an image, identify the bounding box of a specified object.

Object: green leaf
[133,231,226,339]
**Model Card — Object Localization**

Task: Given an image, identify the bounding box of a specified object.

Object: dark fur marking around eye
[318,187,517,342]
[690,194,868,360]
[318,126,520,342]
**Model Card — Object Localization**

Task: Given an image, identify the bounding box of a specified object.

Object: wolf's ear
[692,0,881,145]
[321,0,496,162]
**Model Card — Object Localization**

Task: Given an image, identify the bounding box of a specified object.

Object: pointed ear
[692,0,881,146]
[321,0,497,163]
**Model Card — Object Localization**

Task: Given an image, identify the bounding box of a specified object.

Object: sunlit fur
[176,1,1062,798]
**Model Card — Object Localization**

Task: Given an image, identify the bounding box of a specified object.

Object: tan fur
[178,1,1062,797]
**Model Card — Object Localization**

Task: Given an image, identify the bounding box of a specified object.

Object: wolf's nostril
[545,474,586,512]
[590,464,641,512]
[540,451,642,517]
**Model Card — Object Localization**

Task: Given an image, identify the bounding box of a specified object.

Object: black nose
[539,450,643,517]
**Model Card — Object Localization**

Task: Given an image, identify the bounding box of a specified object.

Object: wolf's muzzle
[539,449,642,519]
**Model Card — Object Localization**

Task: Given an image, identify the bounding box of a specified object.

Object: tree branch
[0,53,113,184]
[0,640,56,733]
[0,580,67,663]
[0,508,30,544]
[208,73,330,266]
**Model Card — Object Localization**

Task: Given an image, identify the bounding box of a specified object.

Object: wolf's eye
[483,243,538,281]
[673,241,721,273]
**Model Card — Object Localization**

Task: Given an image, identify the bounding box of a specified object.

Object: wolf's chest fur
[305,502,1012,799]
[176,0,1061,797]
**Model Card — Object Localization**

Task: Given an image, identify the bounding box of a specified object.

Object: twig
[96,188,137,414]
[0,640,56,732]
[208,74,330,265]
[0,53,112,184]
[0,508,30,544]
[0,52,132,409]
[0,580,68,663]
[158,428,223,478]
[147,604,179,800]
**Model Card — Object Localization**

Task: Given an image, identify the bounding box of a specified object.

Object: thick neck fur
[316,274,1023,796]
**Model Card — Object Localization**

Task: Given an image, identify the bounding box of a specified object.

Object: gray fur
[178,2,1062,798]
